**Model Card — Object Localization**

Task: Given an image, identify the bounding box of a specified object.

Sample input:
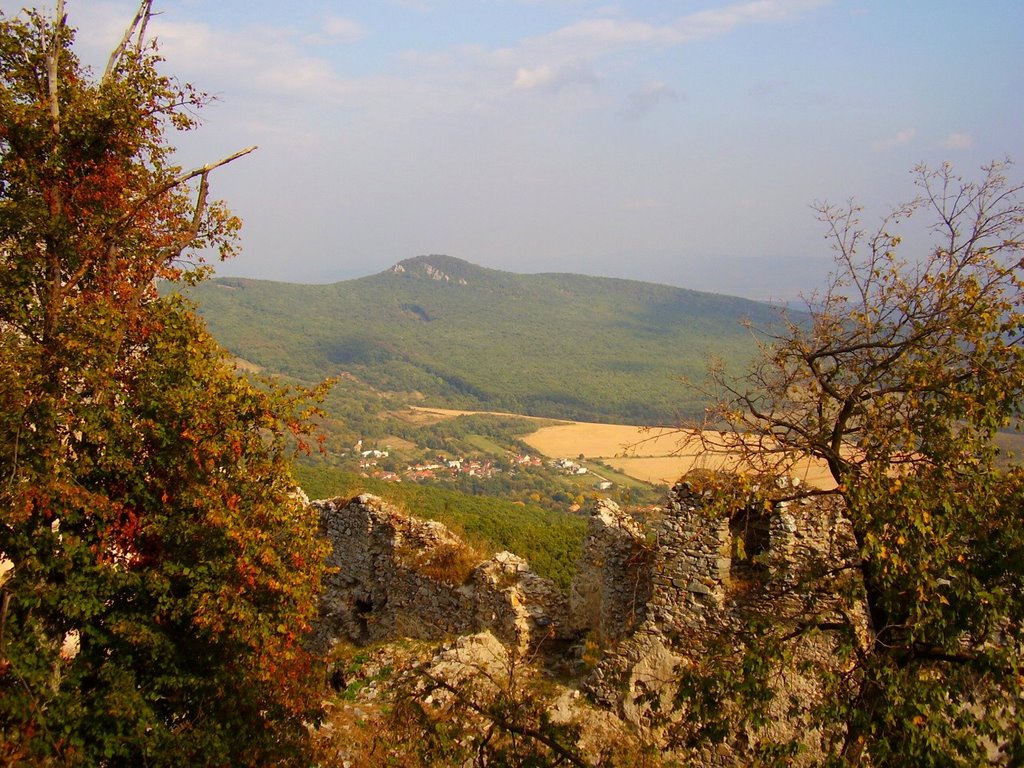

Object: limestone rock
[568,498,652,643]
[311,478,870,767]
[312,495,564,652]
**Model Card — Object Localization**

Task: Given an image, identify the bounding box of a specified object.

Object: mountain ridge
[184,255,783,424]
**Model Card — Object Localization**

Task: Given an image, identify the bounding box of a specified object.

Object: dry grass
[524,423,682,459]
[405,405,557,422]
[603,455,836,488]
[603,455,735,486]
[404,541,483,586]
[230,357,262,373]
[378,435,420,451]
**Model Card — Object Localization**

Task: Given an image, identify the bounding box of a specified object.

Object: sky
[4,1,1023,299]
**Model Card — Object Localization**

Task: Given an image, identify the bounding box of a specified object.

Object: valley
[183,256,841,544]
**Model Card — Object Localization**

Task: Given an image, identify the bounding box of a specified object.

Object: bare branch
[133,145,257,218]
[45,0,65,127]
[107,145,257,250]
[159,170,210,263]
[52,147,257,301]
[134,3,153,54]
[103,0,153,82]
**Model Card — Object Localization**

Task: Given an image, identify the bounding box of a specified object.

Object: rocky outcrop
[389,255,470,285]
[312,494,565,654]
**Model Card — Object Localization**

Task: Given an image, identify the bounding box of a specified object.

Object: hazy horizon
[6,0,1021,301]
[207,252,825,306]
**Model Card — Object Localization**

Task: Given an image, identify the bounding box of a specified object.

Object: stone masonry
[646,482,733,639]
[312,479,868,765]
[312,494,566,655]
[577,477,867,764]
[568,498,653,645]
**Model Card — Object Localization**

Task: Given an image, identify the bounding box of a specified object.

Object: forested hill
[181,255,782,424]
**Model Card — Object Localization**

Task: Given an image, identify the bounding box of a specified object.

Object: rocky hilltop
[183,255,782,424]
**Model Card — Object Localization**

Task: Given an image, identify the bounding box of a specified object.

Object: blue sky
[5,0,1023,299]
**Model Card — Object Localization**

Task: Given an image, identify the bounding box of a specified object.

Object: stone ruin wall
[312,494,567,655]
[579,479,867,765]
[643,479,862,639]
[313,482,863,660]
[646,484,732,638]
[567,498,653,646]
[312,480,867,764]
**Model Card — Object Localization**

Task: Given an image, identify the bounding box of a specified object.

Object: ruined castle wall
[313,495,474,650]
[472,551,569,649]
[647,483,733,637]
[581,479,867,765]
[313,495,566,654]
[643,479,863,641]
[568,499,653,644]
[313,477,871,766]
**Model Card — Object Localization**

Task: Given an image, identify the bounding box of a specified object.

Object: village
[355,445,615,491]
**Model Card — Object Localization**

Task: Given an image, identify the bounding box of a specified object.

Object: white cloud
[514,64,556,90]
[872,128,916,151]
[504,0,831,100]
[142,16,361,104]
[671,0,832,43]
[261,57,345,99]
[146,20,255,71]
[534,0,830,53]
[387,0,431,9]
[323,17,368,43]
[940,132,973,150]
[513,60,598,92]
[548,18,673,46]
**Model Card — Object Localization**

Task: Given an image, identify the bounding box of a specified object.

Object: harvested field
[524,422,837,490]
[603,455,836,488]
[400,408,837,490]
[231,357,262,373]
[402,406,557,424]
[379,436,419,452]
[523,423,680,459]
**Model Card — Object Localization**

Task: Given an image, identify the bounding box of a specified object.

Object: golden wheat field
[523,422,837,489]
[405,405,554,423]
[404,407,837,489]
[600,455,837,488]
[523,423,678,458]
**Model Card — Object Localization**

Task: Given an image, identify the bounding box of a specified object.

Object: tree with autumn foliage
[0,3,328,765]
[677,162,1024,765]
